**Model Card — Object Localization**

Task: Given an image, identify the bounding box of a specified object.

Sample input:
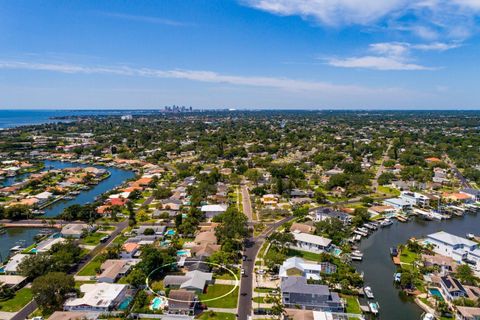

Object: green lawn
[77,255,104,276]
[82,232,108,245]
[196,311,236,320]
[343,295,362,314]
[399,247,418,264]
[252,296,265,303]
[286,248,322,261]
[0,288,33,312]
[377,186,401,197]
[198,284,238,308]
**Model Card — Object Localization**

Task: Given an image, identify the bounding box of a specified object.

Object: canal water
[355,214,480,320]
[0,160,135,260]
[41,160,135,217]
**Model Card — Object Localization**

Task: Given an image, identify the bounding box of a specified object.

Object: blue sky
[1,0,480,109]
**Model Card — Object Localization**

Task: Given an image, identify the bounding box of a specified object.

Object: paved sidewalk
[214,279,238,285]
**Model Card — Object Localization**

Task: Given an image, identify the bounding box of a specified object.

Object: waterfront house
[310,207,351,224]
[61,223,94,239]
[0,275,27,289]
[163,270,213,292]
[64,283,127,312]
[281,276,343,312]
[368,205,396,218]
[291,231,332,254]
[200,204,227,219]
[167,290,197,315]
[456,306,480,320]
[442,192,475,203]
[461,188,480,202]
[400,191,430,207]
[426,231,479,265]
[383,198,412,211]
[440,275,467,301]
[36,237,67,253]
[279,257,336,281]
[4,254,28,275]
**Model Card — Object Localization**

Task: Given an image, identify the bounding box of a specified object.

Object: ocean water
[0,109,141,129]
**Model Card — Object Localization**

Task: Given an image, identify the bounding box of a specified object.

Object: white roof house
[64,283,127,312]
[426,231,479,266]
[291,231,332,254]
[4,254,29,274]
[36,237,67,253]
[200,204,228,218]
[61,223,92,238]
[279,257,323,280]
[427,231,477,248]
[34,191,53,200]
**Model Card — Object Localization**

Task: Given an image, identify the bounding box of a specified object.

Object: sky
[1,0,480,109]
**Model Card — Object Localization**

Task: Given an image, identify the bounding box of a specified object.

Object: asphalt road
[241,185,254,222]
[237,215,295,320]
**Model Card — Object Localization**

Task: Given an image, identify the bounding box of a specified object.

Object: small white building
[426,231,480,270]
[400,191,430,207]
[291,231,332,254]
[383,198,412,211]
[200,204,228,219]
[279,257,336,281]
[64,283,127,312]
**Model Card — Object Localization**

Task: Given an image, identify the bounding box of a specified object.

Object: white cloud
[328,56,431,71]
[327,41,458,70]
[99,12,191,27]
[0,60,389,95]
[242,0,480,40]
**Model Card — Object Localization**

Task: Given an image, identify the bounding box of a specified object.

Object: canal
[0,160,135,260]
[355,214,480,320]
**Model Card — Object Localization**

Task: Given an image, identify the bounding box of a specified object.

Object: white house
[61,223,94,239]
[291,231,332,254]
[279,257,336,281]
[4,254,29,275]
[400,191,430,207]
[426,231,480,269]
[383,198,412,211]
[64,283,127,312]
[200,204,227,219]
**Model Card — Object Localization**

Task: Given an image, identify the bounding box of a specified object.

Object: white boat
[422,313,435,320]
[364,286,374,299]
[351,254,363,261]
[467,233,475,240]
[369,302,380,315]
[394,273,401,282]
[380,219,393,227]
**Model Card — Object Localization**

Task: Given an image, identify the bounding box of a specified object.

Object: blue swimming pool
[150,296,165,310]
[118,296,133,310]
[428,288,443,300]
[176,249,190,256]
[165,229,176,236]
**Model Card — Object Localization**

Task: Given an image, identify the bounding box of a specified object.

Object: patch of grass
[399,247,418,264]
[77,254,104,276]
[254,287,274,293]
[0,288,33,312]
[343,295,362,314]
[196,311,236,320]
[82,232,108,245]
[377,186,401,197]
[286,248,322,261]
[198,284,238,308]
[252,296,265,303]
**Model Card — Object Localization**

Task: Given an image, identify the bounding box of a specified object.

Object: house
[310,207,351,224]
[391,180,409,191]
[33,191,54,205]
[383,198,412,211]
[97,259,135,283]
[440,275,467,301]
[200,204,228,219]
[281,276,343,312]
[290,189,313,198]
[443,192,475,203]
[36,237,67,253]
[0,275,27,289]
[461,188,480,202]
[134,225,166,237]
[421,254,458,275]
[163,270,213,292]
[64,283,127,312]
[426,231,479,264]
[368,205,395,218]
[400,191,430,207]
[279,257,336,281]
[285,309,338,320]
[194,231,217,246]
[290,223,315,234]
[120,243,140,259]
[4,254,28,275]
[324,168,344,176]
[456,307,480,320]
[331,186,345,197]
[61,223,94,239]
[262,194,279,205]
[190,243,221,258]
[291,231,332,254]
[167,290,197,314]
[161,198,182,211]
